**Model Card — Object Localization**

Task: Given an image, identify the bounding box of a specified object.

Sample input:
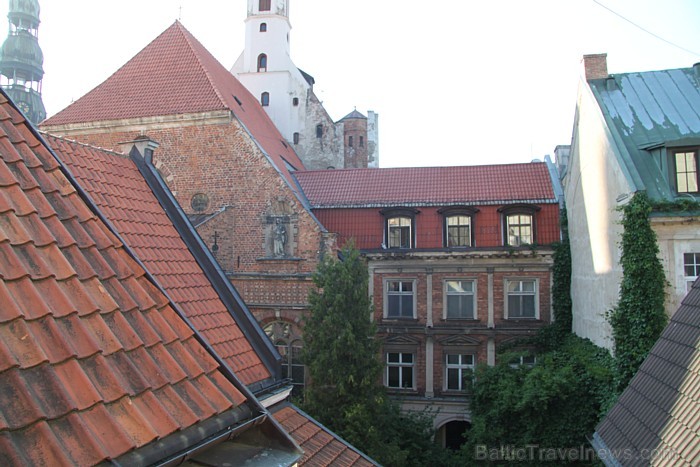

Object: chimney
[582,53,608,80]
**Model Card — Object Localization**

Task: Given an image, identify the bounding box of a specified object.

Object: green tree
[608,192,668,390]
[301,244,459,466]
[301,244,383,424]
[551,208,572,337]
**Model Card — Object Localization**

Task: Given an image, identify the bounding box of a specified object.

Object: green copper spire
[0,0,46,124]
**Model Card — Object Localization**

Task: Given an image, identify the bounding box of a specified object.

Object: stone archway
[436,419,472,450]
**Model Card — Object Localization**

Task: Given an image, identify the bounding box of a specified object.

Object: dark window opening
[444,421,471,451]
[348,136,353,147]
[261,92,270,106]
[292,97,299,106]
[257,54,267,72]
[293,132,299,144]
[259,0,271,11]
[260,22,267,32]
[360,136,364,147]
[316,124,323,138]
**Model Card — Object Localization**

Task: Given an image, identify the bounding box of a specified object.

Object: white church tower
[231,0,378,170]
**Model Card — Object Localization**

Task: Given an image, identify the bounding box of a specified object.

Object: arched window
[260,22,267,32]
[499,204,540,246]
[316,124,323,138]
[381,208,419,249]
[257,54,267,72]
[439,207,478,248]
[260,92,270,107]
[264,321,305,395]
[293,132,299,144]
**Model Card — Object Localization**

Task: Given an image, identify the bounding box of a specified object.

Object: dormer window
[260,23,267,32]
[674,149,699,193]
[499,205,539,246]
[439,207,478,248]
[259,0,271,11]
[381,208,418,249]
[257,54,267,72]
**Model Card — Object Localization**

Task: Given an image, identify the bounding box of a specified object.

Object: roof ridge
[174,21,230,111]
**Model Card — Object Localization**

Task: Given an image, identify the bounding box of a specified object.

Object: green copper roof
[8,0,40,24]
[589,65,700,202]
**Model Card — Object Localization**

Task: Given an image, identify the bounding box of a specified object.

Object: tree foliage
[461,333,615,465]
[608,192,668,390]
[551,208,572,337]
[301,244,454,466]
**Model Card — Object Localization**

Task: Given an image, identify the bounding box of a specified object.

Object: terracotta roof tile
[295,163,557,208]
[42,20,306,196]
[0,91,249,464]
[47,133,272,387]
[272,405,377,466]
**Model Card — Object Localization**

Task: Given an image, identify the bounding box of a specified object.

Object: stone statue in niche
[273,218,287,257]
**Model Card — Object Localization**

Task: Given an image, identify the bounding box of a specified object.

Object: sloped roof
[272,404,378,466]
[42,21,306,186]
[592,278,700,465]
[589,66,700,201]
[294,163,557,208]
[0,90,250,464]
[44,133,273,388]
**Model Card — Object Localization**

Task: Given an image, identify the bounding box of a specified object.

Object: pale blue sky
[2,0,699,167]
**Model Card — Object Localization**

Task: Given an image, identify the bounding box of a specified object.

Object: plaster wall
[565,81,632,351]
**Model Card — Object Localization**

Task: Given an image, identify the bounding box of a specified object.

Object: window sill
[382,317,419,322]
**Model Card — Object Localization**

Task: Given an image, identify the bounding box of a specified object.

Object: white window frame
[684,252,700,292]
[509,354,537,369]
[444,353,475,391]
[504,278,539,319]
[387,216,412,248]
[506,213,533,246]
[386,351,415,390]
[445,214,472,247]
[443,279,477,320]
[384,279,417,319]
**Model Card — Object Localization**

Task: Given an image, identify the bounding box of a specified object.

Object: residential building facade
[295,163,561,445]
[562,54,700,350]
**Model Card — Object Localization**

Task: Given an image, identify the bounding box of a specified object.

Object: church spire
[0,0,46,124]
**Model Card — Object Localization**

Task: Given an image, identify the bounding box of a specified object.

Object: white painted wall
[564,78,633,351]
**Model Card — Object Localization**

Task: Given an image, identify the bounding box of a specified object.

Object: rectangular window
[387,280,415,318]
[675,151,699,193]
[506,279,537,318]
[387,352,414,389]
[259,0,271,11]
[506,214,533,246]
[387,217,412,248]
[510,354,536,368]
[445,280,475,319]
[446,215,471,247]
[684,253,700,292]
[445,354,474,391]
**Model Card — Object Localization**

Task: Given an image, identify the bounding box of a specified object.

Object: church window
[348,136,353,147]
[259,0,271,11]
[292,97,299,106]
[293,132,299,144]
[257,54,267,72]
[260,23,267,32]
[316,124,323,138]
[261,92,270,107]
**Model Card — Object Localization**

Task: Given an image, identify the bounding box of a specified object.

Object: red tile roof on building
[294,163,557,208]
[0,92,249,465]
[272,404,378,466]
[45,133,273,388]
[592,278,700,466]
[42,21,306,188]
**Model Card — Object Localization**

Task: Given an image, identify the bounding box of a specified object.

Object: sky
[1,0,699,168]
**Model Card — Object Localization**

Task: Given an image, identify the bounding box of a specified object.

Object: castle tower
[340,110,368,169]
[0,0,45,124]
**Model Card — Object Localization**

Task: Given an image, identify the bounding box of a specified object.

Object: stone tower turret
[0,0,45,124]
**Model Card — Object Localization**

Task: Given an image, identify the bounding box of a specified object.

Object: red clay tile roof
[0,93,248,465]
[592,278,700,465]
[42,21,306,185]
[272,404,378,466]
[45,133,272,387]
[295,163,557,208]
